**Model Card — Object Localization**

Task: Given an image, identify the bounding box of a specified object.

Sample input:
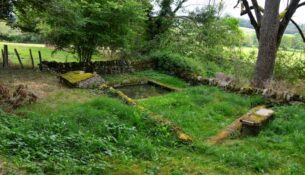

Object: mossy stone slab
[60,71,95,85]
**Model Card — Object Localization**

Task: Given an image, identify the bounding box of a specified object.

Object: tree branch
[297,1,305,8]
[173,0,188,14]
[250,0,262,26]
[278,0,301,44]
[234,0,241,8]
[241,0,260,39]
[290,19,305,42]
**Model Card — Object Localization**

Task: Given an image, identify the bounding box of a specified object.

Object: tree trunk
[252,1,281,88]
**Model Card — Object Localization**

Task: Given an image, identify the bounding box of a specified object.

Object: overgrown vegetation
[0,97,177,174]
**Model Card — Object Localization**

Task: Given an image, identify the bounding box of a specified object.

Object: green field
[0,42,108,67]
[240,27,295,38]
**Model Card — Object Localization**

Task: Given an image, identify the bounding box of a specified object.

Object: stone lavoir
[44,59,305,104]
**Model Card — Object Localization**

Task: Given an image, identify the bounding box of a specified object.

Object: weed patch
[0,97,177,174]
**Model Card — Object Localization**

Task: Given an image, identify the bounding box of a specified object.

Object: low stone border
[165,70,305,104]
[107,79,182,92]
[208,106,274,144]
[99,84,192,143]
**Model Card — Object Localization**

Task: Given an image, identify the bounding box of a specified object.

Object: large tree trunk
[252,1,281,88]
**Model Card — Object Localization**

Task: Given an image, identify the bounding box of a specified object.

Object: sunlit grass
[0,42,108,67]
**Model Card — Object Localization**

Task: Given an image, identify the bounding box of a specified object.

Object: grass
[0,42,110,67]
[138,85,305,174]
[207,104,305,174]
[0,97,176,174]
[0,42,77,65]
[104,70,189,88]
[0,70,305,174]
[138,86,264,141]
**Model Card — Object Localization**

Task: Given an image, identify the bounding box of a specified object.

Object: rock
[197,76,203,81]
[255,109,274,117]
[60,71,105,88]
[215,72,234,86]
[241,108,275,136]
[218,80,231,88]
[76,74,105,88]
[122,80,131,84]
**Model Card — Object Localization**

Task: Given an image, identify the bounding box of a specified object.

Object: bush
[0,33,44,43]
[274,51,305,82]
[150,51,205,76]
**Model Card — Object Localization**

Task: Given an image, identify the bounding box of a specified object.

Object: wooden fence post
[29,49,35,69]
[14,49,24,69]
[2,49,4,68]
[38,51,43,71]
[3,45,9,68]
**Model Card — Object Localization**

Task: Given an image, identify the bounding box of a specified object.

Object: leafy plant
[150,51,205,75]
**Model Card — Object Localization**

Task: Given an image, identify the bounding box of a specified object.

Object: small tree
[16,0,147,63]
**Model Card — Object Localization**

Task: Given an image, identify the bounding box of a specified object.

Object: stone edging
[106,79,182,92]
[167,70,305,104]
[208,106,272,144]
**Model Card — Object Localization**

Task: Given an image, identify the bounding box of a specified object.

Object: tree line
[0,0,305,88]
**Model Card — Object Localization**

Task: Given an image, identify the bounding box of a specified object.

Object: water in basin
[115,84,171,99]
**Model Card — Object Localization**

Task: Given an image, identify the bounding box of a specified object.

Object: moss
[60,71,95,84]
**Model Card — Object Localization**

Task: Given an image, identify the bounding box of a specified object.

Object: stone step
[208,106,274,144]
[240,108,274,136]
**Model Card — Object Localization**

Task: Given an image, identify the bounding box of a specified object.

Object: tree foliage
[0,0,16,23]
[156,7,242,60]
[15,0,147,63]
[146,0,188,42]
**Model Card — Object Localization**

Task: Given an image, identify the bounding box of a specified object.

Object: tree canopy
[0,0,15,22]
[14,0,148,62]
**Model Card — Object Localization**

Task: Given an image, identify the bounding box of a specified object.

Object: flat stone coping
[60,71,95,84]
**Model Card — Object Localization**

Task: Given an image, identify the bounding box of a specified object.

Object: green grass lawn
[138,86,264,141]
[0,42,108,67]
[0,70,304,174]
[138,85,305,174]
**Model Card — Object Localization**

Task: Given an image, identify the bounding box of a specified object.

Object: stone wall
[168,69,305,104]
[40,60,156,75]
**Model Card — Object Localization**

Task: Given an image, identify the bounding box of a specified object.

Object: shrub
[150,51,205,76]
[274,51,305,82]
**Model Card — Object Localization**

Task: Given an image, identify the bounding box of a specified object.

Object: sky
[180,0,305,24]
